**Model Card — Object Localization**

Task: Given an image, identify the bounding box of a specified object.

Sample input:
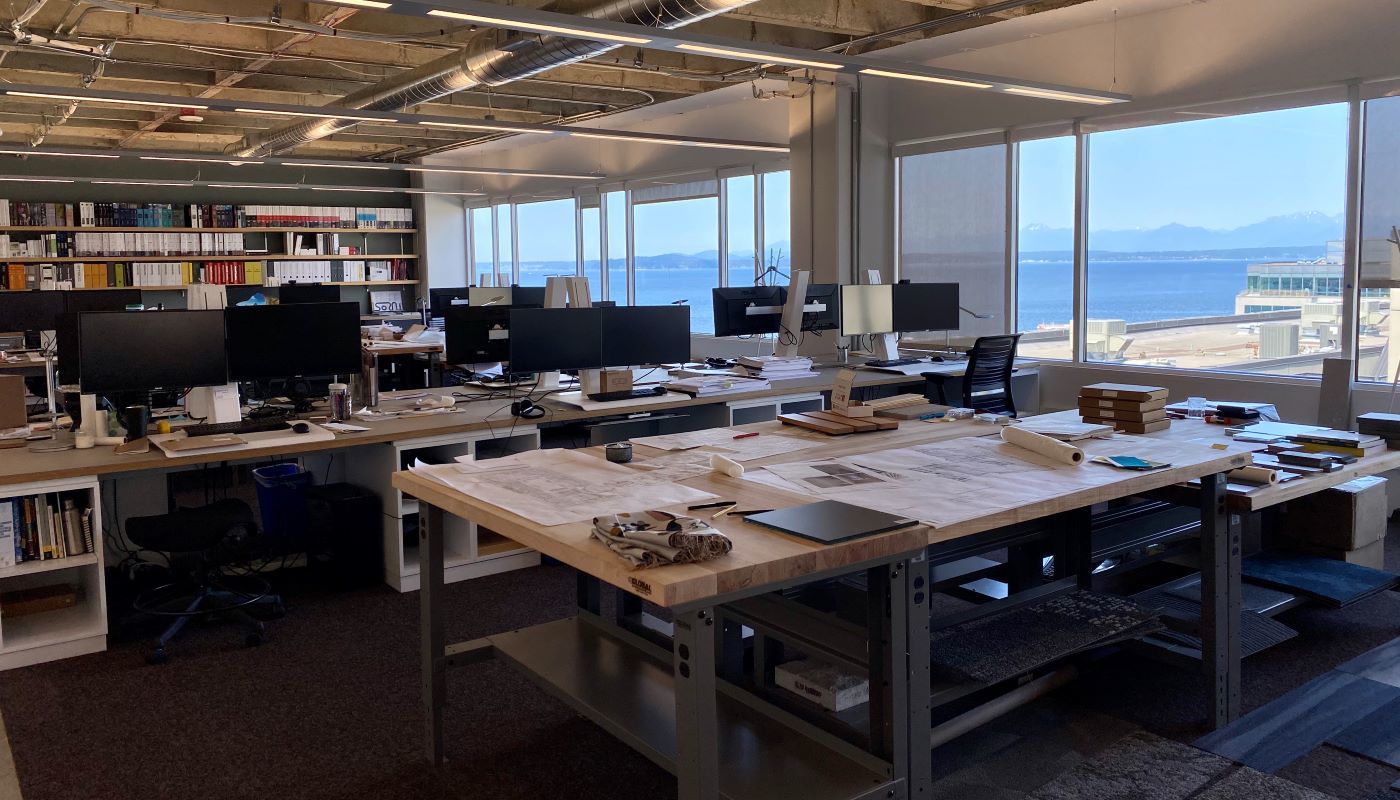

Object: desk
[396,416,1245,799]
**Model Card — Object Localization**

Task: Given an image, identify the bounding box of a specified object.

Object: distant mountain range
[1020,211,1344,254]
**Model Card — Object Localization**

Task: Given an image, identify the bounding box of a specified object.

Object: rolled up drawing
[711,453,745,478]
[1001,424,1085,466]
[1228,465,1279,485]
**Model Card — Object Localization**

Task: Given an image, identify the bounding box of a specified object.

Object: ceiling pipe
[226,0,762,158]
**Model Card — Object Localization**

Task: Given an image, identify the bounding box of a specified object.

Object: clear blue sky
[1020,103,1349,231]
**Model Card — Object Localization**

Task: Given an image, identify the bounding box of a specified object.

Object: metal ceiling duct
[226,0,759,158]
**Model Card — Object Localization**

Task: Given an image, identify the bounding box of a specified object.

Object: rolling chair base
[135,577,284,664]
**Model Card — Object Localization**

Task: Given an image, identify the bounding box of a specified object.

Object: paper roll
[1228,465,1279,485]
[710,453,745,478]
[1001,425,1085,466]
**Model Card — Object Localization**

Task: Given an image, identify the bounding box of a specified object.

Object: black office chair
[923,333,1022,416]
[126,499,283,664]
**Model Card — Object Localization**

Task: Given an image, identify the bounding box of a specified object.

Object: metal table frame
[415,468,1238,800]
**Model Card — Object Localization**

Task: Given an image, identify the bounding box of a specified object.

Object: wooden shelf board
[3,254,416,263]
[0,553,97,580]
[0,602,104,654]
[0,226,417,234]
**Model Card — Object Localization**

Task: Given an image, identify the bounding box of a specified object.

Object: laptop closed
[744,500,917,545]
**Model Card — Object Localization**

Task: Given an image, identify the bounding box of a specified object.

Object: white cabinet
[344,428,542,592]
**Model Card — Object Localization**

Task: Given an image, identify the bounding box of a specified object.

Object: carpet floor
[1,522,1398,799]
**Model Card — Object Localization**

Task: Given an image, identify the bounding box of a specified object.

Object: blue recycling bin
[252,463,313,542]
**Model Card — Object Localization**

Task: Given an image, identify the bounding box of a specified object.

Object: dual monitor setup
[445,303,691,374]
[711,281,960,339]
[65,303,361,400]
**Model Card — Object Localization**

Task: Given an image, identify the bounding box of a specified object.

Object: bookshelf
[0,476,106,671]
[0,200,422,316]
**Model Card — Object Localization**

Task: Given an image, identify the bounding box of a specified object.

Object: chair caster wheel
[147,648,169,665]
[246,625,266,648]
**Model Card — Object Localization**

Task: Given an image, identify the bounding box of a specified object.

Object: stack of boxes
[1078,383,1170,434]
[1276,476,1388,569]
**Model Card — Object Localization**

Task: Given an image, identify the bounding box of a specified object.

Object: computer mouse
[930,356,944,362]
[291,422,311,434]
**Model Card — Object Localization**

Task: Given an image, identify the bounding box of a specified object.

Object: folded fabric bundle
[591,510,733,568]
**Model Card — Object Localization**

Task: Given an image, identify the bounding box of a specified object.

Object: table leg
[421,502,447,765]
[899,553,932,799]
[673,607,720,800]
[1199,472,1241,728]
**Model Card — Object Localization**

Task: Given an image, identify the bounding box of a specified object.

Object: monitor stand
[862,269,901,362]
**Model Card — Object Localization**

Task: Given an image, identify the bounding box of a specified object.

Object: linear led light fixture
[0,148,117,159]
[426,8,651,45]
[571,131,788,152]
[1002,86,1121,105]
[675,43,842,71]
[93,180,197,187]
[233,108,389,123]
[401,165,594,180]
[285,161,391,170]
[141,155,261,166]
[327,0,392,7]
[0,177,75,183]
[418,120,546,135]
[5,90,208,110]
[859,69,992,89]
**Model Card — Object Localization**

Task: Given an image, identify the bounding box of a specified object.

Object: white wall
[416,194,468,289]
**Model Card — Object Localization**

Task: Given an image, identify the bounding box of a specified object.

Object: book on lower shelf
[0,491,95,569]
[774,658,869,713]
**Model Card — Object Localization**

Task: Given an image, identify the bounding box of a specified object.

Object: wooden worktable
[395,416,1246,609]
[0,365,947,486]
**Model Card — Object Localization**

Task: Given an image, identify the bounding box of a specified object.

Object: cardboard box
[0,374,25,430]
[599,370,634,393]
[1287,540,1386,571]
[1079,383,1169,402]
[1282,476,1388,551]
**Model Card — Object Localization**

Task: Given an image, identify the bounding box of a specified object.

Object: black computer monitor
[802,284,841,333]
[78,310,228,395]
[711,286,784,337]
[225,302,362,380]
[893,283,960,333]
[601,306,690,367]
[54,313,81,386]
[65,289,142,314]
[278,284,341,305]
[0,291,67,334]
[444,305,511,364]
[511,287,547,308]
[508,308,603,373]
[429,287,472,318]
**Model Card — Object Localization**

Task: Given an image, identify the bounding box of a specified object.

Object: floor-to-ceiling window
[1016,136,1076,361]
[1358,95,1400,383]
[494,203,515,284]
[725,174,757,287]
[469,207,495,286]
[1085,105,1348,376]
[604,191,628,304]
[581,198,603,302]
[514,198,577,287]
[761,170,791,278]
[898,144,1006,343]
[633,191,719,333]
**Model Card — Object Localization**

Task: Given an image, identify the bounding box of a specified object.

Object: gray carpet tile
[1330,697,1400,768]
[1194,766,1338,800]
[1338,637,1400,689]
[1027,731,1229,800]
[1195,671,1400,773]
[1277,745,1400,800]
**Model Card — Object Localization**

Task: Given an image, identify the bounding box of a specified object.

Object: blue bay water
[516,258,1254,336]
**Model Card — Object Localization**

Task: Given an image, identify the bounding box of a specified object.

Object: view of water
[512,257,1256,336]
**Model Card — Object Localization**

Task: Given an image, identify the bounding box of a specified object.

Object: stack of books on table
[733,356,818,381]
[1287,429,1386,458]
[665,375,771,398]
[1078,383,1170,434]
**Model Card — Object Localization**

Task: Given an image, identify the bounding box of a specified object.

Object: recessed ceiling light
[0,148,118,158]
[419,120,543,134]
[858,69,993,89]
[141,156,261,166]
[571,132,787,152]
[4,90,209,109]
[675,43,842,71]
[1002,86,1120,104]
[426,8,652,45]
[92,180,196,187]
[285,161,392,170]
[233,108,390,123]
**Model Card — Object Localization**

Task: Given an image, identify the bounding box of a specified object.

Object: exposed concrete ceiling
[0,0,1087,161]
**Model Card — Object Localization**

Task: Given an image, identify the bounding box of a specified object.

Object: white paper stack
[666,375,771,397]
[733,355,818,381]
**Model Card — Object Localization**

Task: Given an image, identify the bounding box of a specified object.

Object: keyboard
[185,417,292,438]
[865,358,925,368]
[586,386,668,403]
